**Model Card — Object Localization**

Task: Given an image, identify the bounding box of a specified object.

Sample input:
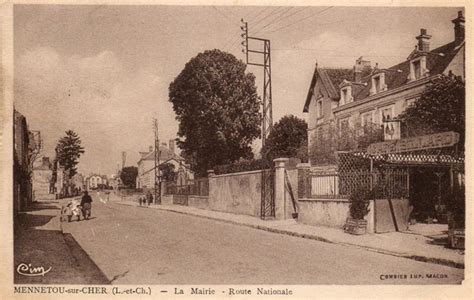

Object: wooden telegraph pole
[153,117,161,204]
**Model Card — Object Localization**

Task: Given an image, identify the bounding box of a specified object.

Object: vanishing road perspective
[12,6,466,290]
[16,194,464,285]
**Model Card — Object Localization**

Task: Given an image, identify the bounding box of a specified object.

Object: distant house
[32,157,53,200]
[136,140,194,189]
[303,11,465,164]
[86,174,108,190]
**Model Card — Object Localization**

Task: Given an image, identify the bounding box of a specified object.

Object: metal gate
[260,167,275,219]
[173,185,189,206]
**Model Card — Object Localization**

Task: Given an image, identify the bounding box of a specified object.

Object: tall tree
[169,49,261,176]
[399,74,465,147]
[120,166,138,188]
[55,130,85,177]
[261,115,308,162]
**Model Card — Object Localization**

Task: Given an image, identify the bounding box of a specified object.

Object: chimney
[149,146,153,152]
[169,139,175,153]
[353,56,370,82]
[416,28,431,52]
[452,10,465,46]
[354,64,362,83]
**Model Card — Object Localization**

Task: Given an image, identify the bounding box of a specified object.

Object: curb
[114,201,464,270]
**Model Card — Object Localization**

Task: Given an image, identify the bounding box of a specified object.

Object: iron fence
[307,169,409,199]
[164,177,209,197]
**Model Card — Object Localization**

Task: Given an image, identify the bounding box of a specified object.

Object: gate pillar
[274,158,289,220]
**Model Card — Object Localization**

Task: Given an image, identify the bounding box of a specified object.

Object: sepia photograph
[1,0,471,297]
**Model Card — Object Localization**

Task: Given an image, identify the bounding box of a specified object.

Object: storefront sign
[367,131,459,155]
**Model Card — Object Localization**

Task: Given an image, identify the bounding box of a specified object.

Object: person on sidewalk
[81,191,93,220]
[146,191,153,206]
[138,195,143,206]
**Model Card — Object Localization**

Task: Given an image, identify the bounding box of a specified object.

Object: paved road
[61,195,464,285]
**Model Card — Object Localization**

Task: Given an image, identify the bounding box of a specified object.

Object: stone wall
[297,198,350,228]
[208,170,262,217]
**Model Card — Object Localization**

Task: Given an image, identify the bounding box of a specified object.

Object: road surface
[61,194,464,285]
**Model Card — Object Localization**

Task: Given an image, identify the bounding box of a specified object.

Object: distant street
[60,194,463,285]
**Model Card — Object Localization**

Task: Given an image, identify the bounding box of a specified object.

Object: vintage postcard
[0,0,472,299]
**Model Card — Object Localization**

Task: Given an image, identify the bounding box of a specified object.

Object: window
[409,56,427,81]
[316,98,323,118]
[373,76,381,93]
[370,73,386,95]
[380,105,394,122]
[413,60,421,79]
[361,111,374,126]
[340,87,352,105]
[339,117,350,133]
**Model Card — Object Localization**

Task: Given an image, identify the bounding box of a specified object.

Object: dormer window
[409,56,428,81]
[370,72,387,95]
[339,80,353,105]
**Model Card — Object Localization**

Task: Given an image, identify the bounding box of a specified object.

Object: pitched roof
[137,145,182,164]
[304,41,463,111]
[304,68,353,112]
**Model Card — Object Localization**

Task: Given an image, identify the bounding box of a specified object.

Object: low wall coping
[188,195,209,199]
[296,163,311,169]
[212,169,263,178]
[298,197,349,203]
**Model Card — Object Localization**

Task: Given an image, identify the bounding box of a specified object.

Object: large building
[13,110,35,215]
[32,157,53,200]
[303,10,465,162]
[136,140,193,189]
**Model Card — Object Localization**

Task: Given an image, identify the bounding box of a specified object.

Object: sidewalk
[115,200,464,269]
[14,199,109,284]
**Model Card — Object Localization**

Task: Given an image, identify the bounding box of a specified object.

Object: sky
[13,4,463,176]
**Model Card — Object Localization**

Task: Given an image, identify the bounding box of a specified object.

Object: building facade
[13,110,34,215]
[86,174,108,190]
[303,11,465,163]
[32,157,53,200]
[136,140,194,189]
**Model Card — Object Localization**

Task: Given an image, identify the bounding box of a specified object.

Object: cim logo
[16,263,52,277]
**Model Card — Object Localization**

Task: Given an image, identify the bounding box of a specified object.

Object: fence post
[274,158,289,220]
[297,163,311,199]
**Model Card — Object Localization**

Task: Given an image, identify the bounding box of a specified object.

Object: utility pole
[153,117,161,204]
[241,19,273,149]
[241,19,275,219]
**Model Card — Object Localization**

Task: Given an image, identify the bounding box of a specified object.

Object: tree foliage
[399,75,465,148]
[169,49,261,176]
[159,162,176,182]
[261,115,308,162]
[120,166,138,188]
[55,130,85,177]
[309,121,383,165]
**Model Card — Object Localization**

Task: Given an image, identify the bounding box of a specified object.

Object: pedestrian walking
[146,191,153,206]
[138,195,143,206]
[81,191,93,220]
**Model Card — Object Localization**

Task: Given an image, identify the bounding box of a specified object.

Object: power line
[266,6,333,34]
[245,6,271,23]
[254,6,307,35]
[250,6,282,30]
[253,7,294,35]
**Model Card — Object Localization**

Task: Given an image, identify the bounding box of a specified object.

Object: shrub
[214,158,271,175]
[349,185,371,220]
